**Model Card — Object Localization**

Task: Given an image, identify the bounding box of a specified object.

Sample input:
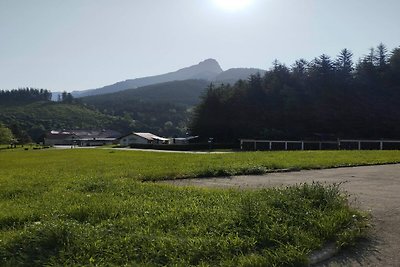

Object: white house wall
[120,134,149,146]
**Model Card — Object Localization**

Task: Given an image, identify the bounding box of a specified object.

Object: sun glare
[213,0,253,12]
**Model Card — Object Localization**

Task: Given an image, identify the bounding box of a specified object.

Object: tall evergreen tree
[376,43,388,69]
[389,47,400,86]
[335,49,354,78]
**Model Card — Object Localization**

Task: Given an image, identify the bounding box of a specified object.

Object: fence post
[301,141,304,150]
[380,141,383,150]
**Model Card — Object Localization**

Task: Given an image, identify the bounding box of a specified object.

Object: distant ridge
[213,68,266,85]
[81,79,210,107]
[52,59,266,100]
[69,59,223,98]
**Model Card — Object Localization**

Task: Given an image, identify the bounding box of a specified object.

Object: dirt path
[163,164,400,266]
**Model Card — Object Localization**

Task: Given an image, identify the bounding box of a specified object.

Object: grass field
[1,148,397,266]
[1,148,400,181]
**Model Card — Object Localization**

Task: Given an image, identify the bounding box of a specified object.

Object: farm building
[44,129,121,146]
[119,132,170,146]
[170,136,199,144]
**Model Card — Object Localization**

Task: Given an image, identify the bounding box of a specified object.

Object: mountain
[51,59,266,100]
[66,59,223,99]
[214,68,266,84]
[81,79,210,107]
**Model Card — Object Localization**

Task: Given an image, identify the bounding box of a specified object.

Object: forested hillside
[0,83,204,143]
[0,101,129,143]
[190,44,400,142]
[82,79,209,106]
[81,80,211,137]
[0,89,126,142]
[65,59,222,98]
[54,59,265,99]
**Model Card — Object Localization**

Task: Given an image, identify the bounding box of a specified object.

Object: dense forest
[81,80,211,136]
[190,44,400,142]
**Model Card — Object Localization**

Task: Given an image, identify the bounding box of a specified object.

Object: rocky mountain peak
[197,58,223,73]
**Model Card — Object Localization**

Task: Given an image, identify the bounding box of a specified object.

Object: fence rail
[240,139,400,151]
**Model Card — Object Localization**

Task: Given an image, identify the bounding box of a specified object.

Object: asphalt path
[106,147,231,154]
[52,146,231,154]
[163,164,400,266]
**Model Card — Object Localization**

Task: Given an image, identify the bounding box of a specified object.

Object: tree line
[57,91,74,103]
[190,44,400,142]
[0,88,52,105]
[0,88,79,105]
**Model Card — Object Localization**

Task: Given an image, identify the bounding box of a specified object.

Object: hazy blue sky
[1,0,399,92]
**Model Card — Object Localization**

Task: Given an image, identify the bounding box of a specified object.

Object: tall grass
[0,149,384,266]
[0,181,367,266]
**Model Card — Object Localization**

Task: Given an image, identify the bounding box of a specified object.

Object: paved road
[164,164,400,266]
[104,147,231,154]
[52,146,231,154]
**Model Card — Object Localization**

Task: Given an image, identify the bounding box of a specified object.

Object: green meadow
[1,148,398,266]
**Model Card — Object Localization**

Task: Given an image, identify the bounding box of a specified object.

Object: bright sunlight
[213,0,253,12]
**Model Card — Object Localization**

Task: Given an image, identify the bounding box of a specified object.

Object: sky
[1,0,400,92]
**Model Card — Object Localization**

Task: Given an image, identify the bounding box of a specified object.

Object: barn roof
[46,129,121,139]
[119,132,169,141]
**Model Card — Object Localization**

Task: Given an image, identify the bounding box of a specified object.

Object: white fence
[240,139,400,151]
